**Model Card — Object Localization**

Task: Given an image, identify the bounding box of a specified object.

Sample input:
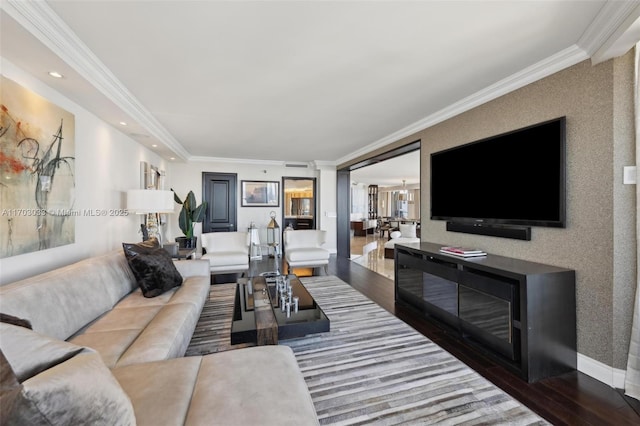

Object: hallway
[349,233,395,280]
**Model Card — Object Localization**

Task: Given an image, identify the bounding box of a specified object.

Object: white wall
[316,163,337,252]
[0,59,165,285]
[167,160,337,254]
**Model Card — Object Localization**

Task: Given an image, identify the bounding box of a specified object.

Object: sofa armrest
[172,259,209,278]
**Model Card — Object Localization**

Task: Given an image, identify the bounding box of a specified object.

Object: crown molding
[188,156,286,166]
[2,0,191,161]
[188,156,336,169]
[578,0,640,58]
[336,44,588,165]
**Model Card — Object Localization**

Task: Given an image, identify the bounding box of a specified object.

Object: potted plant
[172,189,207,249]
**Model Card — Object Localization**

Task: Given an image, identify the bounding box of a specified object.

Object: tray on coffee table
[231,274,329,345]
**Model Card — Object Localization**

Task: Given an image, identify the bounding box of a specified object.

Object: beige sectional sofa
[0,249,318,425]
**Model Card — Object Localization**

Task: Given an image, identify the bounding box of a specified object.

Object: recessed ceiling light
[170,157,175,160]
[119,121,127,126]
[48,71,63,78]
[151,144,158,148]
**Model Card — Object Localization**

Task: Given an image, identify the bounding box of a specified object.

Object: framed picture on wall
[241,180,280,207]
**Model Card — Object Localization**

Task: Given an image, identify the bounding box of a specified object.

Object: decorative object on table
[248,222,262,261]
[0,76,76,259]
[439,246,487,257]
[126,189,174,243]
[172,189,207,249]
[266,211,280,258]
[241,180,279,207]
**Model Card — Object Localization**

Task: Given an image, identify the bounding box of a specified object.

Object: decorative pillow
[123,238,183,298]
[399,223,417,238]
[0,349,23,426]
[0,323,85,382]
[0,313,32,329]
[389,231,402,239]
[5,352,136,426]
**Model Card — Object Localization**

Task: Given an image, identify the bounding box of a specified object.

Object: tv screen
[430,117,566,228]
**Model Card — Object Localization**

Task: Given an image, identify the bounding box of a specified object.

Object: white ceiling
[2,1,639,164]
[351,150,420,187]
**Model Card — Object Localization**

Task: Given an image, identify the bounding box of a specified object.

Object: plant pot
[175,236,197,249]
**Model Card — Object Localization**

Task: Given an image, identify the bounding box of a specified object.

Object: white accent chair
[201,231,250,275]
[283,229,330,275]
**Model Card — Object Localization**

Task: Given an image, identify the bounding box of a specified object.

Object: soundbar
[446,222,531,241]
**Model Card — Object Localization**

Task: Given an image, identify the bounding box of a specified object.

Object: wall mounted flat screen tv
[430,117,566,228]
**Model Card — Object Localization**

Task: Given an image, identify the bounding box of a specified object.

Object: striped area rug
[185,283,252,355]
[186,277,548,425]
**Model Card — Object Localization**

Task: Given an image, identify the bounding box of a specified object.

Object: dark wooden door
[202,172,237,232]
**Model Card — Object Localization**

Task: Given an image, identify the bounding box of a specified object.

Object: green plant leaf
[192,202,208,223]
[174,190,205,237]
[171,188,183,205]
[178,206,189,236]
[185,191,196,213]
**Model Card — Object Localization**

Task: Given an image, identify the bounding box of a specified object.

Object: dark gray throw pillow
[122,238,183,298]
[0,314,32,330]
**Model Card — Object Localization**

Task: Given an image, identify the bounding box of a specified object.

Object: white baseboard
[578,352,627,388]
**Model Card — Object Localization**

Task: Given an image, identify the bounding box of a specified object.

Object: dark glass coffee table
[231,274,329,345]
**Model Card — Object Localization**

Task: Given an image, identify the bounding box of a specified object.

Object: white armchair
[283,229,330,275]
[201,232,249,275]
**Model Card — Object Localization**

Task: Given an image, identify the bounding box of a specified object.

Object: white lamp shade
[127,189,174,214]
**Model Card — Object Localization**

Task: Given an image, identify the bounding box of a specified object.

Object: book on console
[440,246,487,257]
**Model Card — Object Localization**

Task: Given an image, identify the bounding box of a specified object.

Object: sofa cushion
[113,356,202,425]
[115,303,201,367]
[8,352,136,426]
[123,238,183,298]
[70,275,210,368]
[113,346,319,426]
[185,346,318,425]
[0,323,85,382]
[202,251,247,267]
[384,237,421,249]
[287,248,330,263]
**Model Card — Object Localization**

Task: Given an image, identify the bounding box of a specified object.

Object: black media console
[394,242,576,383]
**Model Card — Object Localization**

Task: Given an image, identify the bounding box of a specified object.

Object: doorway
[202,172,238,233]
[336,141,421,278]
[282,177,317,230]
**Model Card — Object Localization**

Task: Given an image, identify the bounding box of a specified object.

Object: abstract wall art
[0,75,76,258]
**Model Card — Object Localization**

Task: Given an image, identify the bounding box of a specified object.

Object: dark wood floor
[319,255,640,426]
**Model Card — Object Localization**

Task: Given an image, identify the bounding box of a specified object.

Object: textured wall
[340,53,636,368]
[612,51,637,369]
